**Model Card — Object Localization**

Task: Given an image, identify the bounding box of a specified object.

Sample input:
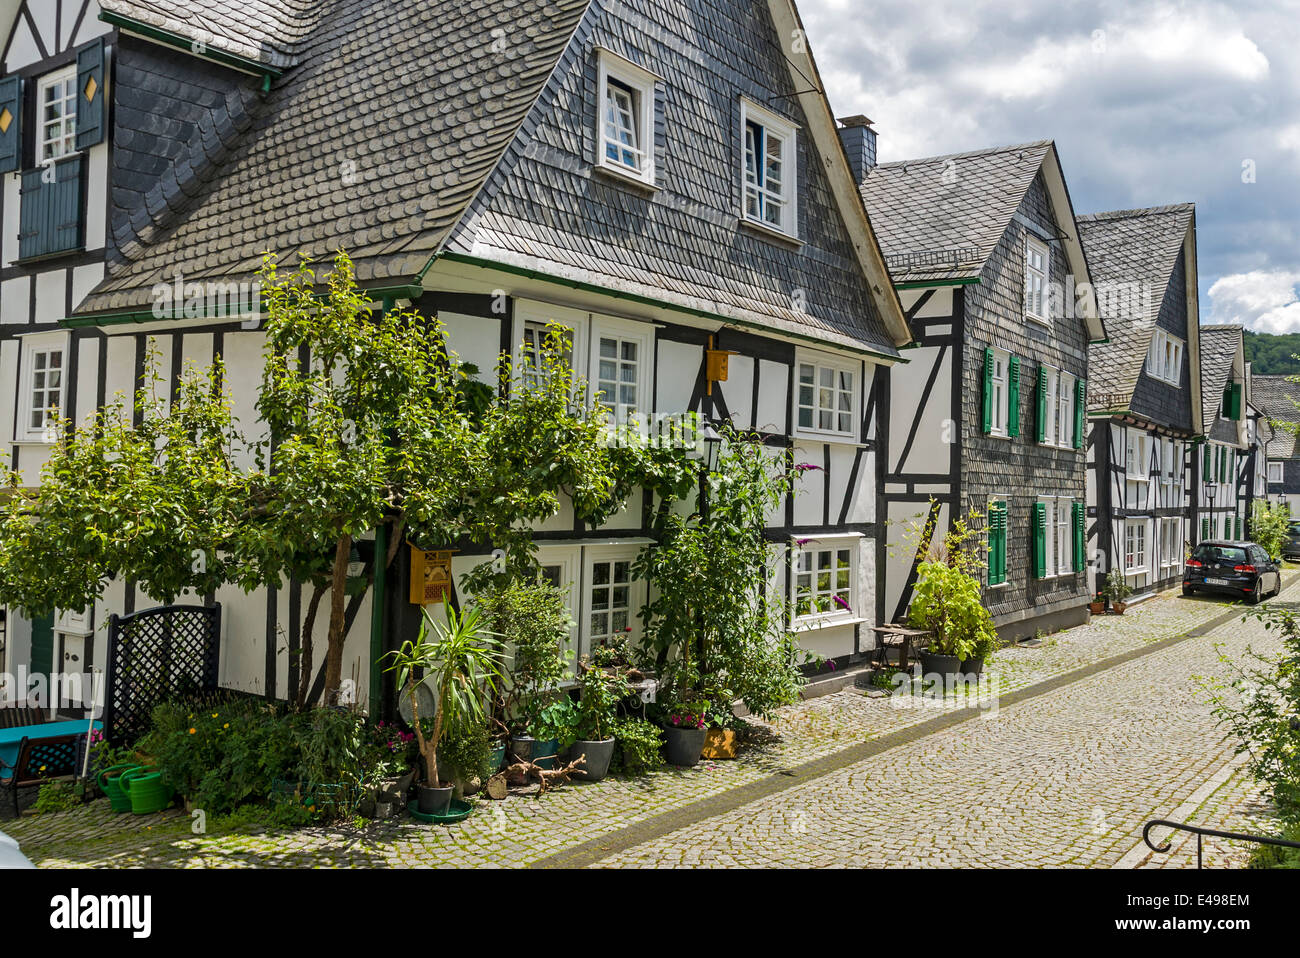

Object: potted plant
[662,699,709,767]
[1105,567,1133,614]
[476,579,572,769]
[384,604,504,817]
[699,682,740,759]
[569,656,631,781]
[909,559,983,686]
[1089,591,1107,615]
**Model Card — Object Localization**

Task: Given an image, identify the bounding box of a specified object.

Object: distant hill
[1244,330,1300,376]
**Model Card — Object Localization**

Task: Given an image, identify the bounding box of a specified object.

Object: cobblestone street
[5,581,1288,869]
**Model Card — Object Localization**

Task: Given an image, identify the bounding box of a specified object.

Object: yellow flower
[223,723,229,729]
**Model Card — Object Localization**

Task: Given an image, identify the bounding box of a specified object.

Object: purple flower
[795,463,823,472]
[672,716,680,726]
[828,660,837,671]
[832,595,853,612]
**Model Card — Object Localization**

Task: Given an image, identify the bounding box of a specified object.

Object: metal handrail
[1143,818,1300,869]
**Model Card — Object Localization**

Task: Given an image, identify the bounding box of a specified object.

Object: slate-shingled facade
[0,0,912,713]
[1078,205,1203,600]
[1251,373,1300,513]
[857,134,1105,642]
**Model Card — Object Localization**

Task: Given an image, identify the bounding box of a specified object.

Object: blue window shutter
[1073,378,1086,449]
[75,38,106,150]
[1007,356,1020,437]
[0,75,22,174]
[1036,366,1048,443]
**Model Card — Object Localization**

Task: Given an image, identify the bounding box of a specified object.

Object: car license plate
[1205,577,1230,586]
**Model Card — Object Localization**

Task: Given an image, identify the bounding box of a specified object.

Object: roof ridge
[1076,203,1195,222]
[870,139,1053,170]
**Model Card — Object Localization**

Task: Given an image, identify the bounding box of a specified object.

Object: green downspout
[368,295,396,720]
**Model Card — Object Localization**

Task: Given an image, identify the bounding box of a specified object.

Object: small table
[0,720,102,768]
[868,625,931,671]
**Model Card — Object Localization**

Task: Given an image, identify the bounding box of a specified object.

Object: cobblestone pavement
[3,582,1288,868]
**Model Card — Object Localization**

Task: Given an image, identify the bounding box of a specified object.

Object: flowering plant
[665,699,709,730]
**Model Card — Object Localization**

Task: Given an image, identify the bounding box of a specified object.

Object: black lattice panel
[104,605,221,745]
[28,737,79,778]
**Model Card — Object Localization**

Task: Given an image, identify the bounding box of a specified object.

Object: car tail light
[1187,559,1203,568]
[1233,564,1257,574]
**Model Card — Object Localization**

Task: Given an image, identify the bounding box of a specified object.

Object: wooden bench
[0,706,47,729]
[0,734,80,816]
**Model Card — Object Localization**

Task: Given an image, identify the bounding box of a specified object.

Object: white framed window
[1125,429,1150,482]
[17,332,68,443]
[990,348,1010,438]
[1054,499,1070,576]
[1158,517,1181,571]
[1124,519,1148,574]
[587,314,654,427]
[586,552,635,644]
[791,536,860,624]
[1025,236,1049,323]
[520,320,575,391]
[795,350,857,440]
[595,49,657,186]
[513,299,587,386]
[37,67,78,164]
[740,99,798,237]
[1268,461,1284,484]
[1054,369,1075,449]
[1145,330,1183,387]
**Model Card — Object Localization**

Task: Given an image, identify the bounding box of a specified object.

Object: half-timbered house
[1195,324,1250,544]
[1249,374,1300,513]
[1078,205,1202,599]
[852,134,1103,641]
[0,0,912,713]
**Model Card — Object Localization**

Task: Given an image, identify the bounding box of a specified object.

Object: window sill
[10,438,57,447]
[793,429,861,446]
[592,163,658,195]
[791,613,866,634]
[1025,314,1052,329]
[739,217,803,248]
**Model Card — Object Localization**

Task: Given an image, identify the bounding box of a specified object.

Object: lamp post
[701,422,722,474]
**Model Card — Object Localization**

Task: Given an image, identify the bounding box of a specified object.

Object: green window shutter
[1072,501,1086,572]
[1073,378,1086,449]
[18,156,86,261]
[1007,356,1020,437]
[1201,517,1209,540]
[1036,366,1048,443]
[981,347,993,434]
[987,502,1006,586]
[1202,444,1211,477]
[0,75,21,174]
[1232,382,1243,420]
[1222,385,1233,419]
[1033,502,1047,579]
[75,38,106,150]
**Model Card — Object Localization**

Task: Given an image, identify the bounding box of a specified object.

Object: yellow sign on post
[409,547,456,606]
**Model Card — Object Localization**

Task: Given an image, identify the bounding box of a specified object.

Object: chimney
[837,115,877,184]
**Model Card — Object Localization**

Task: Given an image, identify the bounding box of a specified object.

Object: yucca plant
[384,604,504,788]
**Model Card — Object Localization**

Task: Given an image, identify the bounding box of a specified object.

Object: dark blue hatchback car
[1183,540,1281,604]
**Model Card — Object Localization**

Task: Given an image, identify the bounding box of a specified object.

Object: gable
[1,0,110,73]
[447,0,905,357]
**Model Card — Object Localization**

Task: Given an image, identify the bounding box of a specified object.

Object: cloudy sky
[799,0,1300,334]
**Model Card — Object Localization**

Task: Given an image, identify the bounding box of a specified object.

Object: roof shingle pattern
[860,141,1053,283]
[1198,324,1241,433]
[78,0,592,316]
[99,0,323,70]
[1076,204,1193,409]
[1253,373,1300,458]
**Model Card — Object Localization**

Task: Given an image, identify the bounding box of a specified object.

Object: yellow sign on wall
[409,547,456,606]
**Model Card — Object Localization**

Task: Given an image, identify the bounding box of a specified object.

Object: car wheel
[1182,586,1195,597]
[1249,581,1262,605]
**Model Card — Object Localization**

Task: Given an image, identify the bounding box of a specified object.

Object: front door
[30,612,55,697]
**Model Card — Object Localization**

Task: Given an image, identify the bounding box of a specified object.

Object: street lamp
[701,422,722,474]
[1203,479,1218,503]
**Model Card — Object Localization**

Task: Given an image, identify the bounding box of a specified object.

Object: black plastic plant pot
[570,738,616,781]
[663,726,706,767]
[416,783,453,816]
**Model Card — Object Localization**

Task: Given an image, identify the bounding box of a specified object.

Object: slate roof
[1199,324,1242,431]
[99,0,322,70]
[78,0,592,315]
[1077,204,1194,409]
[1253,374,1300,458]
[860,141,1053,283]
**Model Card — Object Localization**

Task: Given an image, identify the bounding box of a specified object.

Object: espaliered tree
[0,251,693,710]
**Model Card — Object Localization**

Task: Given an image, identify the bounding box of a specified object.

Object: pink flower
[671,716,680,726]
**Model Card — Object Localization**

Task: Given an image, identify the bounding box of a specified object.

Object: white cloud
[1208,270,1300,332]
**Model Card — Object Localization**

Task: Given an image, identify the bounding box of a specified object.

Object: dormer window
[740,100,798,238]
[1145,330,1183,387]
[1025,236,1049,323]
[595,49,656,187]
[37,67,77,164]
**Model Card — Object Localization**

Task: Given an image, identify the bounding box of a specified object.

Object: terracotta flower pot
[1089,601,1106,615]
[1113,601,1128,614]
[701,728,738,760]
